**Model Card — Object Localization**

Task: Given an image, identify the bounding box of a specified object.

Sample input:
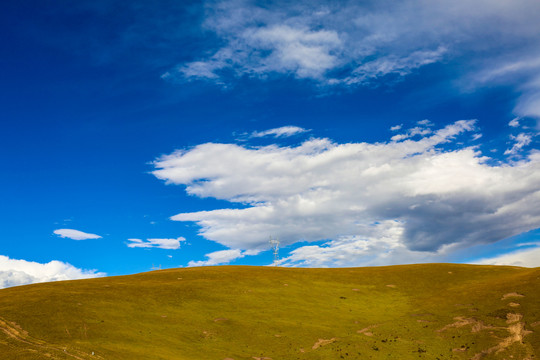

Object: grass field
[0,264,539,359]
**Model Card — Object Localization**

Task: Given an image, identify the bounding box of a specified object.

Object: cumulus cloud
[278,220,463,267]
[127,237,185,250]
[0,255,105,289]
[53,228,102,240]
[188,249,244,267]
[152,120,540,266]
[250,126,310,138]
[472,246,540,268]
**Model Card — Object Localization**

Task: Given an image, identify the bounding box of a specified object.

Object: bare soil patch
[501,292,524,300]
[312,338,337,349]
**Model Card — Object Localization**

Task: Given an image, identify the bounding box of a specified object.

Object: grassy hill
[0,264,539,359]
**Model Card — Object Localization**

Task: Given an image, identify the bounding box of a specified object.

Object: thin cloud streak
[188,249,244,267]
[250,126,310,138]
[53,229,102,241]
[127,237,186,250]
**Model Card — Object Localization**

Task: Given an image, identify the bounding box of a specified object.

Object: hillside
[0,264,539,359]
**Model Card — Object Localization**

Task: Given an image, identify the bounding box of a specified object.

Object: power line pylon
[269,237,280,266]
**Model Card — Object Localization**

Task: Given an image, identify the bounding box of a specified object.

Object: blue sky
[1,0,540,287]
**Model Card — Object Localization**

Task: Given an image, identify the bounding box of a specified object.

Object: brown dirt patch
[501,292,524,300]
[470,313,533,360]
[0,317,99,360]
[312,338,337,349]
[506,313,522,323]
[437,317,493,333]
[358,324,378,336]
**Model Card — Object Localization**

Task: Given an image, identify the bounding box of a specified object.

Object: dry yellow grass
[0,264,539,359]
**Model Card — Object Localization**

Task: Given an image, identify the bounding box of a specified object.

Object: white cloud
[390,122,435,141]
[509,118,520,128]
[390,124,403,131]
[152,120,540,266]
[164,0,540,125]
[338,47,446,85]
[279,221,465,267]
[250,126,310,138]
[417,119,434,126]
[188,249,244,267]
[183,0,540,130]
[504,133,533,155]
[471,56,540,121]
[178,23,342,81]
[53,228,102,240]
[127,237,185,250]
[472,246,540,268]
[472,133,482,141]
[0,255,105,289]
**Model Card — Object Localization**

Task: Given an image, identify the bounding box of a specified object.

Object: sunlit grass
[0,264,538,359]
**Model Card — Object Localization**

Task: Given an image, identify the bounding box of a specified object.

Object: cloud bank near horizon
[153,121,540,267]
[473,245,540,268]
[0,255,105,289]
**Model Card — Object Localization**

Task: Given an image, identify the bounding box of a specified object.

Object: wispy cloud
[0,255,105,289]
[127,237,185,250]
[470,55,540,121]
[53,228,102,240]
[176,23,342,81]
[504,133,533,155]
[152,120,540,266]
[165,0,540,123]
[335,47,446,85]
[250,126,310,138]
[188,249,244,267]
[509,118,521,128]
[390,121,435,141]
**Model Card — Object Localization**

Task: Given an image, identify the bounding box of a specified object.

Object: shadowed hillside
[0,264,539,359]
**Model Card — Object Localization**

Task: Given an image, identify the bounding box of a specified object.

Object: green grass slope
[0,264,539,359]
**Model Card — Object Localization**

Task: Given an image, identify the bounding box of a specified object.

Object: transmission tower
[269,237,280,266]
